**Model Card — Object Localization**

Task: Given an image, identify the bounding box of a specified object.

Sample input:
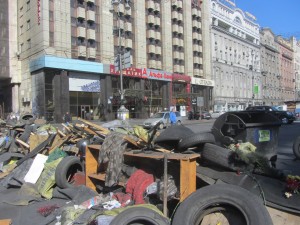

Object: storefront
[171,74,191,116]
[191,77,214,113]
[107,65,172,118]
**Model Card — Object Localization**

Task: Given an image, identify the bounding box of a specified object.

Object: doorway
[79,105,91,119]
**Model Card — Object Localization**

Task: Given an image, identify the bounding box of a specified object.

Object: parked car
[199,111,211,120]
[245,105,295,124]
[211,111,226,119]
[143,111,182,129]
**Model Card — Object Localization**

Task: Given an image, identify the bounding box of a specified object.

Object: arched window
[234,16,242,24]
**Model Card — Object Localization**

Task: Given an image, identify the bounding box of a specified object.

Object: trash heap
[0,116,179,225]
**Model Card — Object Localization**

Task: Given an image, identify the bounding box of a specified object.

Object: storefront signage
[109,65,172,81]
[37,0,41,25]
[172,74,191,83]
[191,77,215,86]
[69,77,100,92]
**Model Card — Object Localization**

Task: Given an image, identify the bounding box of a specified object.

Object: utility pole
[111,0,132,120]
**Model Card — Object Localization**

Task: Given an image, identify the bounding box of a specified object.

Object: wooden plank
[85,146,100,191]
[15,138,30,149]
[124,151,200,160]
[180,158,197,202]
[0,219,12,225]
[57,129,66,137]
[48,134,71,154]
[78,118,110,134]
[29,135,49,151]
[61,123,71,133]
[88,173,126,186]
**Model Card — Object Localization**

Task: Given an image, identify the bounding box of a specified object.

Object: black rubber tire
[110,206,170,225]
[178,133,215,151]
[55,156,83,189]
[172,184,273,225]
[293,135,300,159]
[20,113,36,125]
[201,143,239,171]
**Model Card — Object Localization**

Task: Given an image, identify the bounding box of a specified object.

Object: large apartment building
[210,0,261,112]
[0,0,215,121]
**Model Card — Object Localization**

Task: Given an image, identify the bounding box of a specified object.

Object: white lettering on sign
[191,77,215,86]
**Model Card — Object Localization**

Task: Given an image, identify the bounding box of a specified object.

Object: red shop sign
[172,73,191,83]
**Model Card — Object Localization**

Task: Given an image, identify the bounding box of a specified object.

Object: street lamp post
[111,0,131,120]
[251,50,255,106]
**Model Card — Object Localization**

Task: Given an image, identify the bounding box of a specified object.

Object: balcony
[155,17,161,27]
[199,45,203,52]
[179,52,184,60]
[86,10,95,22]
[177,1,183,9]
[192,8,198,17]
[77,46,86,57]
[77,27,86,38]
[115,37,125,47]
[178,13,183,22]
[155,30,161,41]
[179,39,184,47]
[149,59,156,68]
[147,29,156,39]
[77,7,85,19]
[147,44,156,54]
[199,58,203,64]
[194,68,200,76]
[192,20,198,28]
[156,46,161,55]
[172,11,178,21]
[193,44,199,52]
[125,39,132,49]
[125,22,132,32]
[180,65,184,73]
[87,47,96,59]
[198,33,202,41]
[172,24,179,33]
[171,0,178,8]
[87,0,95,3]
[125,7,132,17]
[174,51,180,59]
[173,37,179,46]
[156,61,162,69]
[198,21,202,29]
[178,26,183,34]
[154,2,160,12]
[197,9,201,18]
[174,65,180,72]
[147,0,155,10]
[118,3,125,14]
[147,15,155,25]
[193,56,200,64]
[87,29,95,40]
[192,32,198,40]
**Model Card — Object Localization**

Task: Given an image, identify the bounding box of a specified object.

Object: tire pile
[0,118,275,225]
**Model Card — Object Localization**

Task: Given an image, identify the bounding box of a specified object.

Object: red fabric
[126,169,155,204]
[112,192,132,207]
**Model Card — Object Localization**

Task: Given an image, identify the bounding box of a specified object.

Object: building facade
[259,28,281,106]
[276,36,295,103]
[210,0,262,112]
[292,38,300,101]
[0,0,215,121]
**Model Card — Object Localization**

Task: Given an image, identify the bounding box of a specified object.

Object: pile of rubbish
[0,116,179,225]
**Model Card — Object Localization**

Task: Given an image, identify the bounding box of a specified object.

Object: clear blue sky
[234,0,300,39]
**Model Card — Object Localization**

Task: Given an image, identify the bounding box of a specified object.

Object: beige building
[276,36,295,103]
[0,0,215,121]
[210,0,261,112]
[260,28,281,105]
